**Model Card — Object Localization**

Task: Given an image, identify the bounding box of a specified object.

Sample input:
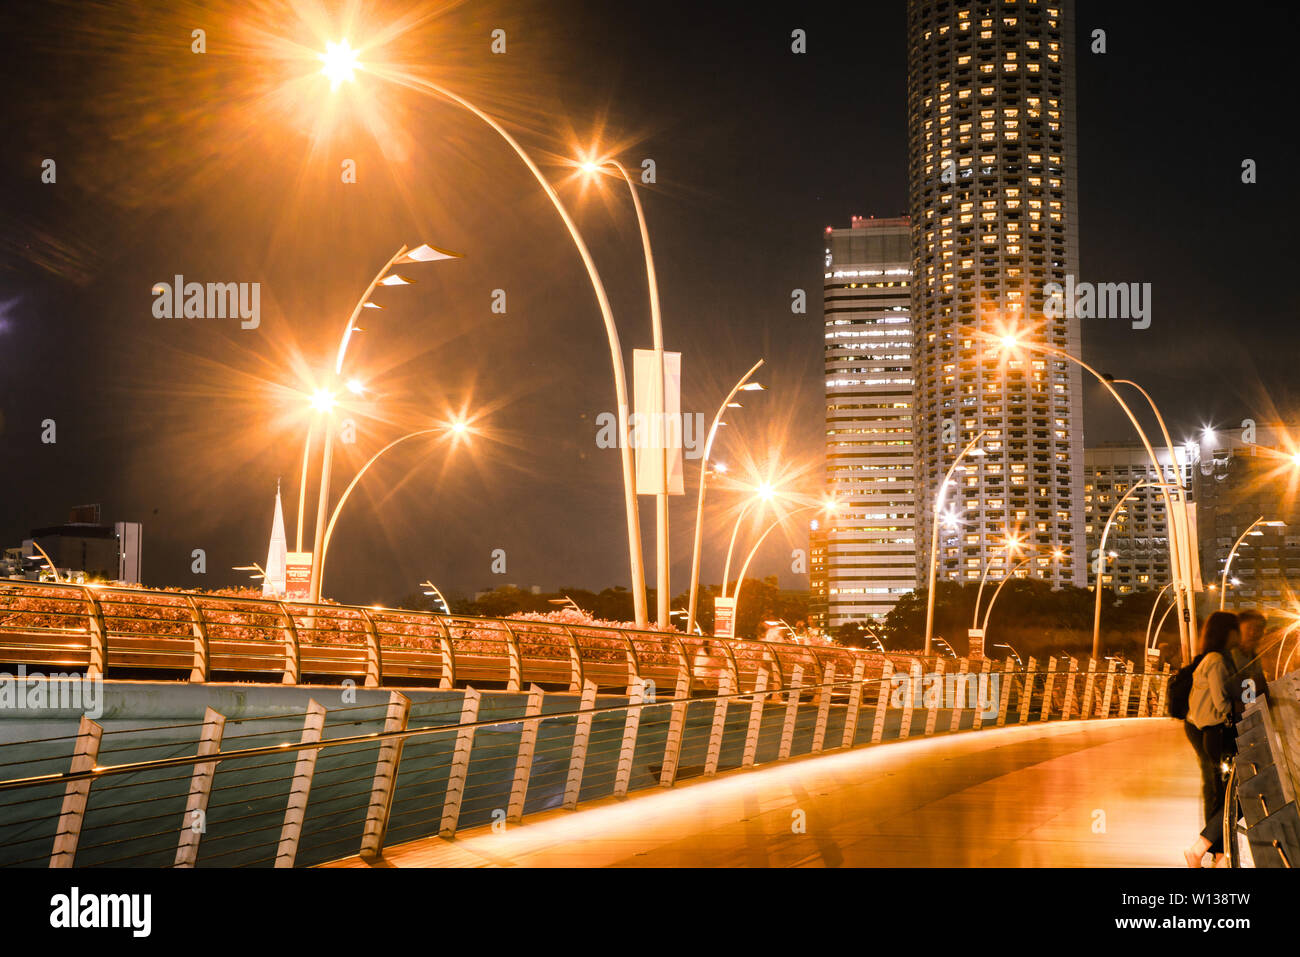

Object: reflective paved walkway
[324,718,1201,867]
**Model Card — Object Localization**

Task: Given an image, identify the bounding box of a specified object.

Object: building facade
[819,216,916,628]
[1083,444,1191,596]
[1190,424,1300,611]
[907,0,1085,590]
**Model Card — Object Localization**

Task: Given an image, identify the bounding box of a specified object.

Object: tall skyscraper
[817,216,916,629]
[907,0,1084,590]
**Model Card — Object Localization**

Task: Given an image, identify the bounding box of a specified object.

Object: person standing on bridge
[1182,610,1238,868]
[1227,609,1268,720]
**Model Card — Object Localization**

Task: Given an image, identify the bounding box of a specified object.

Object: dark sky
[0,0,1295,606]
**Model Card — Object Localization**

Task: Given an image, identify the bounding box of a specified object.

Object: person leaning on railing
[1182,611,1238,869]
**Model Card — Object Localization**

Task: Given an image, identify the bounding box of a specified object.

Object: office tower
[907,0,1084,590]
[819,216,916,629]
[1084,444,1191,596]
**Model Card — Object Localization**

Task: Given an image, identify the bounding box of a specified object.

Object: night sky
[0,0,1295,606]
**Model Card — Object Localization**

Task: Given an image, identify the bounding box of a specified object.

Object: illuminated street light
[548,595,585,615]
[233,562,267,582]
[731,500,842,626]
[316,423,464,599]
[420,581,452,615]
[580,155,675,628]
[972,532,1027,630]
[989,330,1194,662]
[1144,581,1176,657]
[1220,517,1286,610]
[1092,479,1162,659]
[686,359,765,635]
[319,39,360,90]
[304,242,462,606]
[324,58,650,627]
[924,430,989,656]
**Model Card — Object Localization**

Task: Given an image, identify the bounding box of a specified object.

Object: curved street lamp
[357,65,649,626]
[1092,479,1159,659]
[316,426,457,598]
[973,533,1027,629]
[990,331,1193,662]
[306,244,461,605]
[686,360,765,634]
[1220,516,1285,610]
[420,581,452,615]
[1144,581,1175,656]
[979,555,1035,636]
[1107,376,1197,654]
[731,501,839,626]
[924,430,989,656]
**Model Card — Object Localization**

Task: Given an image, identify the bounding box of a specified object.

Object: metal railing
[0,650,1173,867]
[0,580,1171,696]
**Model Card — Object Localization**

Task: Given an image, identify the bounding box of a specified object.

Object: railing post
[174,706,226,867]
[1019,656,1037,724]
[871,660,894,743]
[950,657,970,732]
[1138,664,1154,717]
[184,596,210,682]
[898,661,919,741]
[430,615,457,690]
[703,669,733,777]
[971,659,993,731]
[621,633,642,695]
[811,663,837,753]
[741,669,769,768]
[506,684,544,822]
[1061,657,1080,720]
[500,621,522,692]
[658,664,691,788]
[924,657,944,736]
[50,715,102,867]
[561,626,584,694]
[82,586,107,679]
[1040,656,1058,721]
[275,699,326,868]
[780,665,804,760]
[1099,658,1118,718]
[359,691,410,860]
[439,688,481,838]
[277,602,301,685]
[843,658,868,747]
[995,657,1014,727]
[1119,662,1135,718]
[562,679,599,808]
[1155,663,1172,716]
[614,677,646,797]
[360,609,383,688]
[1080,657,1098,720]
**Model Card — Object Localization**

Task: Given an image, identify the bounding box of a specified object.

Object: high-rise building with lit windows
[907,0,1085,590]
[817,216,916,628]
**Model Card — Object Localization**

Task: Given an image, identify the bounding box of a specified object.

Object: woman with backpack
[1181,610,1238,868]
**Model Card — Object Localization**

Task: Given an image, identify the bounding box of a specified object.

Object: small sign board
[967,627,985,660]
[713,597,736,638]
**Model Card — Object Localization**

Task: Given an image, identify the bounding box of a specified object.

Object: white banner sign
[633,348,684,496]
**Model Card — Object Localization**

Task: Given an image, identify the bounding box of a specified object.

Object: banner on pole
[285,552,312,602]
[633,349,684,496]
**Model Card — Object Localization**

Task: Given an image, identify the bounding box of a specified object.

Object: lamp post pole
[1220,516,1272,611]
[924,430,989,656]
[1092,479,1156,659]
[686,360,764,634]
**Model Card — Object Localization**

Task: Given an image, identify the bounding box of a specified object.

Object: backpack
[1168,652,1206,720]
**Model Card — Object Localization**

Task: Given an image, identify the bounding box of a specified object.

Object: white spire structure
[263,480,288,598]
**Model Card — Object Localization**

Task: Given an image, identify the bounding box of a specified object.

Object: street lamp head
[378,274,414,286]
[713,462,728,474]
[345,378,366,396]
[310,388,335,412]
[319,39,360,90]
[756,482,776,501]
[396,243,463,264]
[739,382,765,391]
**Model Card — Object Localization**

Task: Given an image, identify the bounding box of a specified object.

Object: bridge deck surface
[323,718,1201,868]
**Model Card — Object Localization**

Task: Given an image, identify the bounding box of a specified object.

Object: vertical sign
[285,552,312,601]
[967,627,985,660]
[633,349,684,496]
[713,597,736,638]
